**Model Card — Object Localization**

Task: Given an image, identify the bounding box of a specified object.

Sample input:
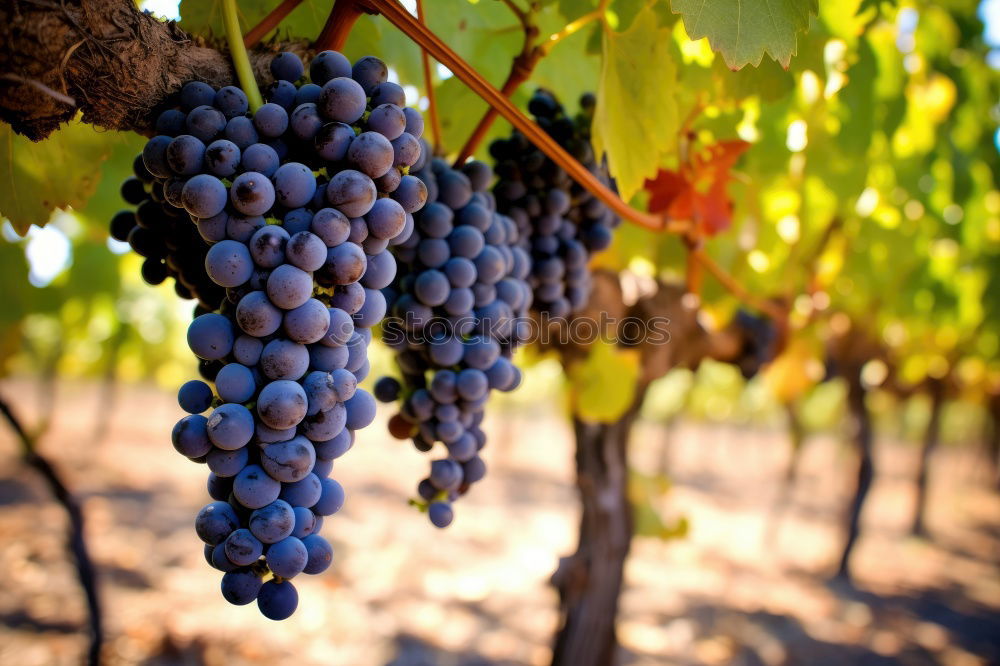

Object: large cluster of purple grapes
[109,156,224,309]
[148,49,426,620]
[374,157,530,528]
[490,90,620,318]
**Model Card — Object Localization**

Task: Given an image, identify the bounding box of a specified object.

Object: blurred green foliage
[0,0,996,451]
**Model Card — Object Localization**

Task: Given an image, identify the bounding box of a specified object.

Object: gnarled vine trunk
[551,387,646,666]
[911,379,943,537]
[836,371,873,580]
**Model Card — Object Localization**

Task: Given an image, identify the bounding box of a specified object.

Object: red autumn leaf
[644,140,750,236]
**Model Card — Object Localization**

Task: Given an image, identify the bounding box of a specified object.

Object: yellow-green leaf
[0,121,114,234]
[568,340,640,422]
[592,6,680,202]
[671,0,817,70]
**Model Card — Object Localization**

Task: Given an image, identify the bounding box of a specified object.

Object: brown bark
[551,386,646,666]
[0,0,275,140]
[911,379,944,537]
[836,370,873,580]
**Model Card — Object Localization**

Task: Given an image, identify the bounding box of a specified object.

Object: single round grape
[266,536,308,578]
[231,171,276,216]
[187,313,234,360]
[249,499,295,544]
[178,380,214,414]
[205,239,253,288]
[314,121,355,161]
[365,198,406,240]
[272,162,317,209]
[319,242,367,286]
[457,368,489,401]
[214,85,249,118]
[241,143,279,177]
[225,116,259,149]
[289,103,323,141]
[301,534,333,574]
[270,51,304,82]
[294,83,322,107]
[185,105,226,143]
[224,528,263,566]
[368,103,406,140]
[181,173,227,219]
[428,501,454,528]
[347,131,395,179]
[204,139,240,177]
[326,169,377,218]
[281,473,323,508]
[373,377,401,403]
[319,307,355,348]
[155,108,187,136]
[314,428,353,460]
[215,363,256,403]
[257,579,298,620]
[313,478,345,516]
[403,107,424,138]
[352,55,388,93]
[206,446,249,477]
[285,231,327,272]
[391,175,428,214]
[234,464,281,509]
[181,81,216,110]
[253,102,289,138]
[249,225,289,269]
[260,338,310,380]
[311,208,351,247]
[283,298,331,344]
[391,132,421,168]
[261,436,316,483]
[142,135,173,178]
[301,403,347,442]
[257,379,308,429]
[166,134,205,176]
[206,402,255,450]
[172,414,212,458]
[195,501,240,545]
[318,77,367,123]
[310,50,352,85]
[266,264,313,310]
[235,290,282,337]
[232,335,264,366]
[309,344,349,373]
[360,250,396,290]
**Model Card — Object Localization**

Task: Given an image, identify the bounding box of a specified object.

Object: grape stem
[453,0,605,164]
[222,0,265,112]
[244,0,305,49]
[416,0,444,153]
[361,0,668,230]
[315,0,372,51]
[0,396,103,666]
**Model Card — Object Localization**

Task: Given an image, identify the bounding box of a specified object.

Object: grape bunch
[109,155,225,309]
[147,49,427,620]
[490,90,620,319]
[375,157,530,528]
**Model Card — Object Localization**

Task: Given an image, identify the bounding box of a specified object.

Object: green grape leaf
[0,121,114,235]
[568,340,640,423]
[592,6,680,202]
[671,0,818,69]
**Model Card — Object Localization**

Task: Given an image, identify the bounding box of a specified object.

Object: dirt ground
[0,378,997,666]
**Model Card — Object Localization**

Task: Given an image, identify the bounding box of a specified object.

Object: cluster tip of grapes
[373,156,532,528]
[114,48,428,620]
